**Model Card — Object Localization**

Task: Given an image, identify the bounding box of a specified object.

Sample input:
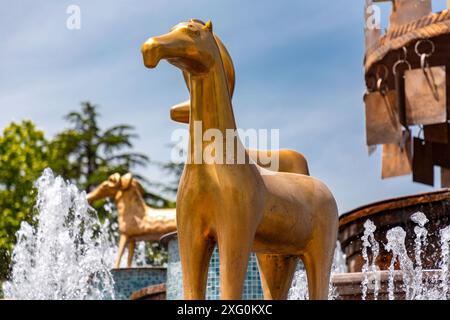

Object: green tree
[0,121,49,279]
[50,102,150,192]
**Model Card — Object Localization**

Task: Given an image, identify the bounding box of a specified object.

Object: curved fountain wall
[339,190,450,272]
[162,232,263,300]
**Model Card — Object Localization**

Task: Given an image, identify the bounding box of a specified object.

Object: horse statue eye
[185,25,199,36]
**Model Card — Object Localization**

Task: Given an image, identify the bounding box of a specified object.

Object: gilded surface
[142,20,338,300]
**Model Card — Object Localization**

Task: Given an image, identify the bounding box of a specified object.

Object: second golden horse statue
[87,173,176,268]
[142,19,338,300]
[169,23,310,176]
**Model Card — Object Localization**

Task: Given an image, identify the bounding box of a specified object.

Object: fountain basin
[130,283,166,300]
[121,271,446,300]
[339,190,450,272]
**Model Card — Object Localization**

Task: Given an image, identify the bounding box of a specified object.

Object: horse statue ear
[108,173,121,186]
[120,173,133,190]
[204,20,213,32]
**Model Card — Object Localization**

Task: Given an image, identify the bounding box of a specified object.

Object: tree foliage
[50,102,150,191]
[0,121,49,278]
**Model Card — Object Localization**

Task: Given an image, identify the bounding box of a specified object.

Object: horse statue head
[87,173,145,204]
[142,19,226,78]
[168,20,236,124]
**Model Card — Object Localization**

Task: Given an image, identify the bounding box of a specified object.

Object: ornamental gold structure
[364,0,450,187]
[142,19,338,300]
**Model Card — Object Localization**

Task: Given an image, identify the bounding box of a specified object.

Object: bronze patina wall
[339,189,450,272]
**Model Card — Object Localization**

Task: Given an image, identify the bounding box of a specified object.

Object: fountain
[361,220,379,300]
[1,161,448,302]
[335,205,450,300]
[58,189,448,301]
[411,211,428,300]
[2,169,115,300]
[440,225,450,299]
[4,4,450,301]
[385,227,414,300]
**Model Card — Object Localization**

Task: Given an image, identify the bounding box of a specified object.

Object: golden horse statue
[169,24,309,176]
[87,173,176,268]
[142,20,338,300]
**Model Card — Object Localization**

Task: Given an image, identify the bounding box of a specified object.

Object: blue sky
[1,1,449,213]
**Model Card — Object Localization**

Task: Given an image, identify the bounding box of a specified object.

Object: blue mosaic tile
[111,268,167,300]
[166,236,264,300]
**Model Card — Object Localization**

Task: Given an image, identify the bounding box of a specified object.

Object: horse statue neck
[189,60,236,129]
[187,50,244,164]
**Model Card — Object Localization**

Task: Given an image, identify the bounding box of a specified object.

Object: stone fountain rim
[159,231,178,245]
[332,269,443,284]
[110,266,167,272]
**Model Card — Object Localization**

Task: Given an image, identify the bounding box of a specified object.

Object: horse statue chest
[178,165,265,212]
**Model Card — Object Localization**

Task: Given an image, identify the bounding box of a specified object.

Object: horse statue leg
[218,231,254,300]
[178,210,216,299]
[127,239,136,268]
[115,234,128,269]
[256,254,298,300]
[301,225,337,300]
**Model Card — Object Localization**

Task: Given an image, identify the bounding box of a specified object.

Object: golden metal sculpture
[364,89,402,146]
[381,138,412,179]
[363,3,450,187]
[142,19,338,300]
[87,173,176,268]
[374,0,431,28]
[170,32,310,176]
[404,64,446,126]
